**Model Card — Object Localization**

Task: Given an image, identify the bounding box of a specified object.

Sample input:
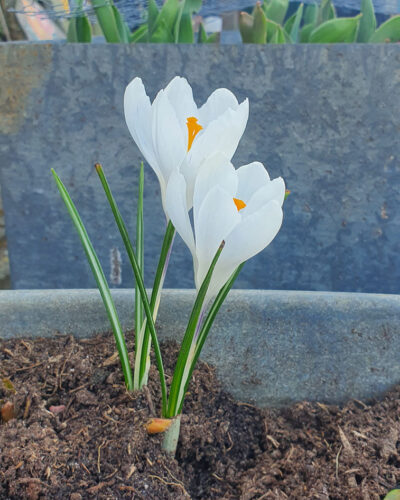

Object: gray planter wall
[2,288,400,406]
[0,44,399,292]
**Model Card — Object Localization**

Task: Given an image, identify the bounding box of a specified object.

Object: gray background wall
[0,44,399,293]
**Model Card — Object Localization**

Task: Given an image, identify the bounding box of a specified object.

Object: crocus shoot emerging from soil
[52,76,285,457]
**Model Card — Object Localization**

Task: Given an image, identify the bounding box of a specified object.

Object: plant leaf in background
[67,15,92,42]
[112,4,130,43]
[316,0,336,27]
[266,17,291,43]
[284,2,304,42]
[369,15,400,42]
[303,2,318,25]
[309,15,361,43]
[91,0,122,42]
[357,0,376,42]
[263,0,289,26]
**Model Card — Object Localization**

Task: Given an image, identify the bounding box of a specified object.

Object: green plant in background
[67,0,217,44]
[239,0,400,43]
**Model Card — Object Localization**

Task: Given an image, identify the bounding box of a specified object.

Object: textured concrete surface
[1,288,400,406]
[0,192,10,288]
[0,44,399,292]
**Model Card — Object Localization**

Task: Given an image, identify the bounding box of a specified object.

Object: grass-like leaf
[51,168,133,390]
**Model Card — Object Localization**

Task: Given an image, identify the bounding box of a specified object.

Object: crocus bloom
[124,76,249,211]
[165,153,285,299]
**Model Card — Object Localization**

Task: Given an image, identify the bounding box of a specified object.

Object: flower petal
[245,177,286,217]
[193,152,238,223]
[165,170,195,255]
[124,77,160,176]
[164,76,198,137]
[194,186,240,290]
[198,88,239,126]
[183,99,249,205]
[152,90,186,186]
[209,200,283,296]
[235,162,271,203]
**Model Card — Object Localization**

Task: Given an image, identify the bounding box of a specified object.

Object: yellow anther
[233,198,246,211]
[186,117,202,151]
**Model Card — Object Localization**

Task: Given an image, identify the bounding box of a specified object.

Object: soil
[0,334,399,500]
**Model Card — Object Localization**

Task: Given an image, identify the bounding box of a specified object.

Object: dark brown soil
[0,334,399,499]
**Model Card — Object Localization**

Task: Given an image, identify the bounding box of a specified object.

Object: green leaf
[197,22,208,42]
[266,18,290,43]
[299,22,314,42]
[112,5,130,43]
[75,16,92,42]
[304,3,318,26]
[167,244,224,418]
[67,18,78,42]
[205,32,218,43]
[130,24,148,43]
[178,12,194,42]
[357,0,376,41]
[253,3,267,43]
[52,168,133,390]
[369,15,400,43]
[91,0,121,43]
[310,15,361,43]
[285,2,303,42]
[176,264,244,415]
[138,221,175,387]
[239,11,255,43]
[93,164,168,414]
[135,162,144,385]
[263,0,289,25]
[147,0,159,37]
[316,0,336,26]
[183,0,202,14]
[150,0,180,43]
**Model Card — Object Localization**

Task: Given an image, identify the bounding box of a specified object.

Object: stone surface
[0,44,399,292]
[1,288,400,406]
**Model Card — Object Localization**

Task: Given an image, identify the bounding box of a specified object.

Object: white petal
[152,90,186,186]
[198,88,239,126]
[207,200,283,298]
[194,186,240,290]
[164,76,198,136]
[244,177,286,216]
[184,98,249,200]
[165,170,195,255]
[124,78,160,176]
[236,162,271,203]
[192,152,238,220]
[223,200,283,271]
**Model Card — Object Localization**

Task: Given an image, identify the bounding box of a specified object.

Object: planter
[0,43,399,293]
[2,288,400,498]
[2,288,400,406]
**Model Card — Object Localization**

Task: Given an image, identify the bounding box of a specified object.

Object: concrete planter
[0,43,399,293]
[1,288,400,407]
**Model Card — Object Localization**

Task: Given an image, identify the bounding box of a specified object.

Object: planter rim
[1,288,400,407]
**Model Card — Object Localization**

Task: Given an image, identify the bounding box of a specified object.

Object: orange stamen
[233,198,246,211]
[186,117,202,151]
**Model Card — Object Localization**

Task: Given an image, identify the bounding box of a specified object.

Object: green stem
[52,169,133,390]
[94,164,168,414]
[166,244,224,418]
[176,264,244,415]
[138,221,175,387]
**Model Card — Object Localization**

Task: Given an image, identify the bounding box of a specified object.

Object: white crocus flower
[124,76,249,211]
[165,153,285,300]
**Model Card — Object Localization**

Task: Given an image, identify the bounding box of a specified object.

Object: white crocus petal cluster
[124,76,249,211]
[165,153,285,299]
